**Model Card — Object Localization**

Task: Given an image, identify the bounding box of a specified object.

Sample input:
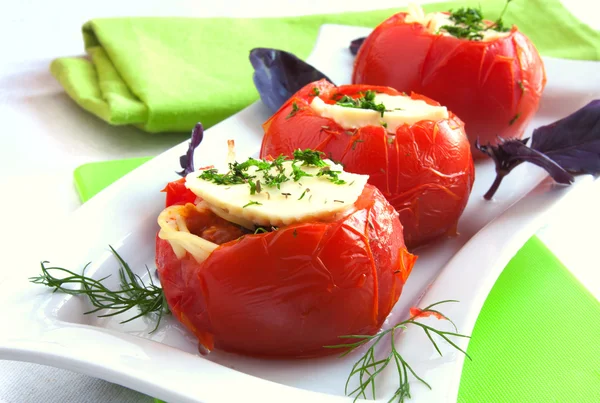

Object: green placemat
[52,0,600,133]
[75,159,600,402]
[73,157,152,203]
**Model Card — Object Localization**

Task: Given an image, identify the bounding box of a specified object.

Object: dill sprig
[30,246,169,333]
[336,90,387,117]
[325,300,470,402]
[488,0,513,32]
[286,102,302,119]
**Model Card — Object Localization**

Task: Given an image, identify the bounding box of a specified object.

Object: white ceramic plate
[1,24,599,403]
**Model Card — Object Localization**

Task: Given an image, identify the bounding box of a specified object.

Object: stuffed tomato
[155,151,416,358]
[260,80,474,248]
[352,5,546,156]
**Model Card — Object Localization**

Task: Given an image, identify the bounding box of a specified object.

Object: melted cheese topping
[157,204,219,263]
[405,4,510,42]
[185,160,368,228]
[310,94,448,134]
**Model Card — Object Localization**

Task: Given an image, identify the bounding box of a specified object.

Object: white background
[0,1,598,402]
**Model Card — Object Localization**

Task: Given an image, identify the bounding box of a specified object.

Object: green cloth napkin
[459,236,600,402]
[74,159,600,402]
[52,0,600,133]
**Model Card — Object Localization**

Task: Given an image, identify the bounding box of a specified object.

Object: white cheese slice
[185,159,368,227]
[310,94,448,134]
[405,4,510,42]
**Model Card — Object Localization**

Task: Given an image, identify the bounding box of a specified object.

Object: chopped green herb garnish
[243,200,262,208]
[270,155,286,171]
[440,7,486,40]
[248,179,258,195]
[261,171,288,189]
[312,87,320,96]
[199,157,276,188]
[200,148,347,198]
[291,162,313,181]
[254,227,269,234]
[317,167,346,185]
[439,1,512,41]
[352,139,365,150]
[199,167,252,185]
[293,149,328,167]
[509,113,521,125]
[518,80,526,93]
[336,95,356,105]
[381,121,388,128]
[335,90,386,117]
[298,188,310,200]
[286,102,300,119]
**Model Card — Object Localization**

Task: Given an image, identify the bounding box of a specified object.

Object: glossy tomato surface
[156,183,416,358]
[161,178,197,207]
[352,12,546,157]
[260,80,474,248]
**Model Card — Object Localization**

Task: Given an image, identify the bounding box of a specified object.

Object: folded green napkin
[52,0,600,133]
[75,158,600,402]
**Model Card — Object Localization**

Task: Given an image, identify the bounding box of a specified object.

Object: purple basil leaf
[477,138,529,174]
[177,123,204,177]
[349,37,366,55]
[249,48,332,113]
[531,100,600,174]
[477,138,574,200]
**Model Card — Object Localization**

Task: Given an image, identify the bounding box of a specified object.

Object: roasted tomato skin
[352,12,546,158]
[156,184,416,358]
[260,80,474,248]
[162,178,197,207]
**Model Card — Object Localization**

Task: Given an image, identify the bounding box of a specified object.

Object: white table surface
[1,1,598,402]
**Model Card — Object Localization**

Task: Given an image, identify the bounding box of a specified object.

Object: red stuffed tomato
[260,80,474,248]
[155,157,416,358]
[352,9,546,157]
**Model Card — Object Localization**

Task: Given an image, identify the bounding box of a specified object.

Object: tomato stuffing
[176,202,247,244]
